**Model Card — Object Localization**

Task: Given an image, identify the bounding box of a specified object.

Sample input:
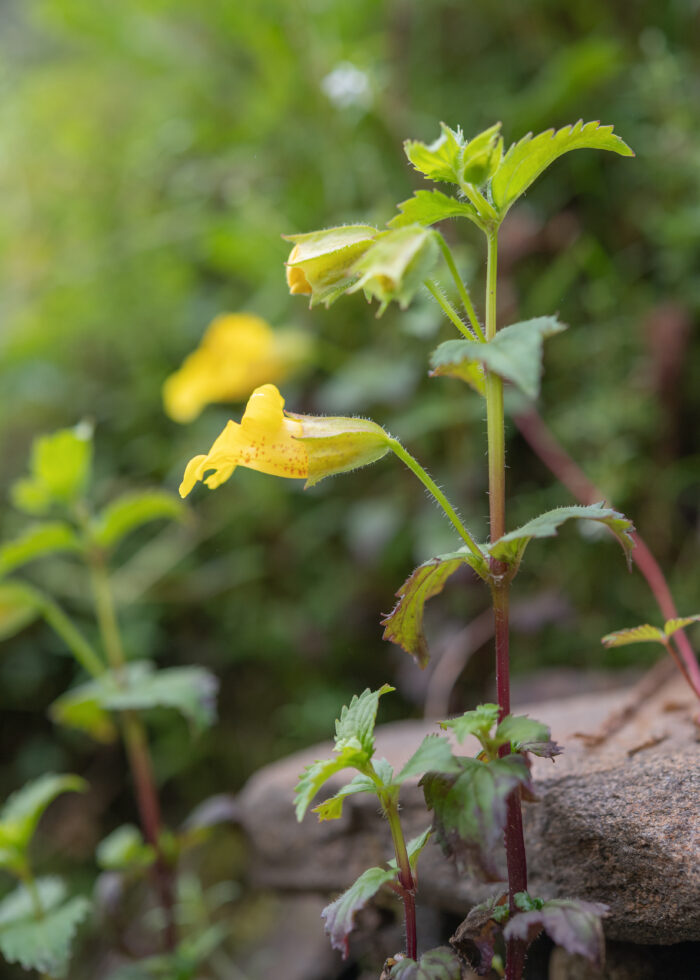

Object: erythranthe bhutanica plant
[0,425,224,978]
[177,120,700,978]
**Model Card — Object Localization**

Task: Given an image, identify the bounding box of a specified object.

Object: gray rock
[237,672,700,946]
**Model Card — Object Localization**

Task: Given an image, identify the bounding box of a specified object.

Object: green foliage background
[0,0,698,872]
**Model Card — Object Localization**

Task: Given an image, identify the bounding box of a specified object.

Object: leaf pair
[383,503,635,666]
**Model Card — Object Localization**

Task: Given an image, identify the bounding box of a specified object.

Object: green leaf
[503,898,608,969]
[50,662,218,742]
[312,773,377,822]
[389,189,479,229]
[91,491,185,550]
[335,684,394,757]
[0,774,87,872]
[0,581,41,641]
[422,755,530,879]
[495,715,561,759]
[382,550,488,668]
[489,502,635,572]
[664,614,700,636]
[389,827,433,874]
[0,522,82,577]
[295,745,370,822]
[396,735,462,783]
[347,226,439,314]
[491,120,634,216]
[0,879,90,979]
[440,704,500,744]
[601,624,665,648]
[11,425,93,515]
[322,865,397,958]
[96,824,156,872]
[404,123,466,184]
[430,316,567,400]
[390,947,463,980]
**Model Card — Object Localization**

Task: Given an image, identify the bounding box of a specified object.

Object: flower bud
[284,225,378,307]
[348,226,439,314]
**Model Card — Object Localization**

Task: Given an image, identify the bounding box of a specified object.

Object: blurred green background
[0,0,698,967]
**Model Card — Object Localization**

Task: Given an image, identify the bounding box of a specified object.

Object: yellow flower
[179,384,391,496]
[163,313,310,423]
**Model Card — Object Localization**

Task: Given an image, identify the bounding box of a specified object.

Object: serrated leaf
[382,550,488,667]
[390,946,463,980]
[0,774,87,871]
[440,704,500,745]
[91,491,185,550]
[422,755,530,879]
[96,823,156,872]
[601,624,665,648]
[389,190,479,229]
[0,581,40,641]
[404,123,465,184]
[312,772,379,822]
[495,715,561,759]
[0,887,90,979]
[430,316,566,400]
[664,614,700,635]
[11,425,93,515]
[295,745,370,822]
[396,735,462,783]
[503,898,608,969]
[451,895,509,974]
[489,502,635,571]
[430,350,486,396]
[50,662,218,742]
[491,120,634,215]
[335,684,394,756]
[322,865,397,958]
[0,522,82,577]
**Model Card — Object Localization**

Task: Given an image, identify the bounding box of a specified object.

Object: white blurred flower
[321,62,372,109]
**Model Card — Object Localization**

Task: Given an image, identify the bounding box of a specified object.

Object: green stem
[458,180,499,223]
[435,233,485,341]
[383,795,416,960]
[484,229,528,980]
[20,867,44,921]
[424,279,474,339]
[38,597,105,679]
[388,439,484,561]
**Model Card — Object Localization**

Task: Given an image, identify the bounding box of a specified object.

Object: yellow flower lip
[179,384,391,496]
[162,313,310,423]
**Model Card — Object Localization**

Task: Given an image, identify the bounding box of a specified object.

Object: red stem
[513,407,700,699]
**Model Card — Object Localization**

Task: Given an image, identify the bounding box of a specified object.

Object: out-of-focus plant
[179,118,698,978]
[0,425,226,976]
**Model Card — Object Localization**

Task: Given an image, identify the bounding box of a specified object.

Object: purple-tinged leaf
[451,895,509,975]
[389,946,464,979]
[382,551,488,667]
[421,755,530,880]
[495,714,562,759]
[322,865,397,958]
[503,898,608,969]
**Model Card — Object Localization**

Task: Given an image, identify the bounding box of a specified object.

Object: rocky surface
[237,669,700,946]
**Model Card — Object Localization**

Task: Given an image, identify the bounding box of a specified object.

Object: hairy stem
[484,230,527,980]
[388,439,484,561]
[513,406,700,699]
[86,552,177,952]
[383,797,417,961]
[425,279,474,339]
[435,232,485,340]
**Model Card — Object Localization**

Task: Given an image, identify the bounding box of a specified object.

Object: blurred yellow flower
[163,313,310,423]
[179,384,391,496]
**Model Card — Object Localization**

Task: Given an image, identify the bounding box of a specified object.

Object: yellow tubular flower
[283,224,378,308]
[163,313,310,423]
[179,384,391,496]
